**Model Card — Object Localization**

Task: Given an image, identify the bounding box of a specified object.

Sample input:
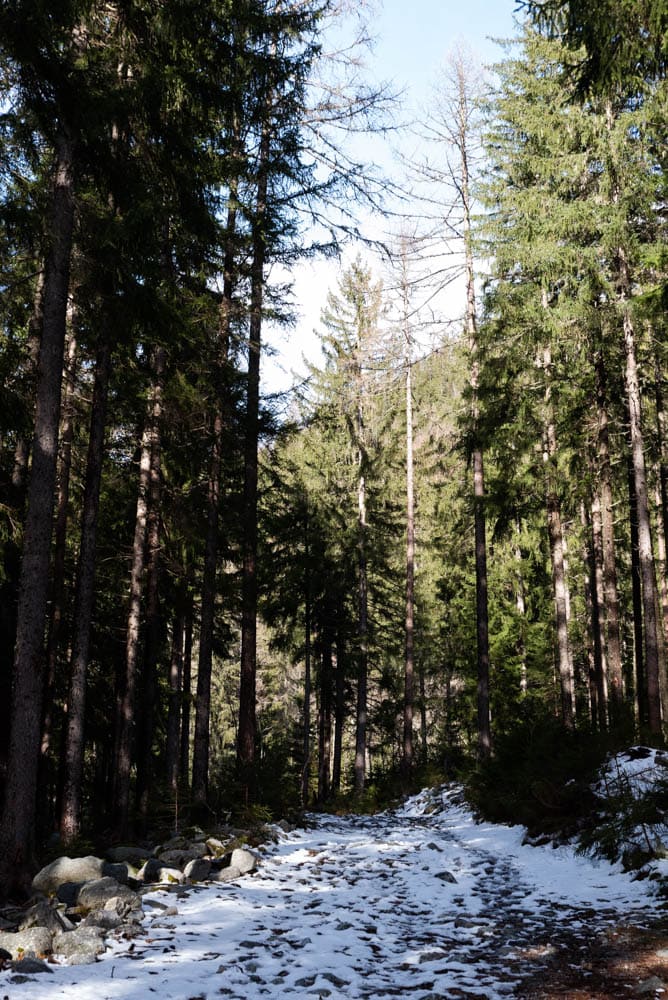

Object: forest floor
[2,785,666,1000]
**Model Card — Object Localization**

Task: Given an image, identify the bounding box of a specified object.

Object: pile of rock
[0,829,260,977]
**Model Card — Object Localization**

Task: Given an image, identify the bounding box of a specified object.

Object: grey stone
[435,870,457,883]
[101,861,131,884]
[52,926,106,964]
[158,848,202,867]
[32,856,105,894]
[81,910,123,930]
[77,877,138,911]
[230,847,257,874]
[212,865,242,883]
[137,857,163,882]
[56,881,82,906]
[9,957,53,974]
[205,837,227,857]
[139,860,184,885]
[106,845,149,866]
[18,901,72,934]
[0,927,53,959]
[184,858,212,882]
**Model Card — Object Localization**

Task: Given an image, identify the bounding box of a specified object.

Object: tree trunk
[403,353,415,775]
[113,354,164,839]
[59,337,112,843]
[238,123,269,789]
[135,345,165,826]
[317,638,333,804]
[586,495,607,728]
[354,446,369,796]
[332,614,345,794]
[622,301,662,732]
[166,608,185,797]
[0,131,76,897]
[542,341,575,728]
[301,505,312,807]
[180,609,194,788]
[595,351,624,717]
[628,457,645,721]
[192,199,235,808]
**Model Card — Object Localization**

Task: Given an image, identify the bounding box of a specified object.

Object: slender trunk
[317,638,333,804]
[192,200,235,807]
[628,458,645,721]
[332,615,345,794]
[587,495,608,728]
[595,352,624,717]
[622,299,662,732]
[301,505,312,807]
[514,520,528,696]
[11,271,44,503]
[114,358,163,839]
[653,478,668,723]
[354,431,369,796]
[403,353,415,774]
[542,340,575,728]
[180,609,194,788]
[59,337,112,843]
[41,328,78,792]
[166,609,185,796]
[135,346,165,825]
[418,662,428,758]
[238,126,270,786]
[0,132,76,896]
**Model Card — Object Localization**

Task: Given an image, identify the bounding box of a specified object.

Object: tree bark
[317,637,333,804]
[354,438,369,796]
[403,351,415,774]
[301,503,312,806]
[0,131,76,897]
[542,341,575,728]
[622,300,662,732]
[59,337,112,843]
[238,122,270,788]
[166,608,185,796]
[332,612,345,794]
[180,609,194,788]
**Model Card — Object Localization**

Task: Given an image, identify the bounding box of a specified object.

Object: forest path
[5,787,666,1000]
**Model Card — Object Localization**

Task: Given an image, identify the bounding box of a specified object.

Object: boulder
[205,837,227,857]
[106,845,149,866]
[0,926,53,959]
[183,858,212,882]
[137,859,184,884]
[77,877,138,911]
[18,901,73,934]
[212,865,242,884]
[55,882,82,907]
[158,847,205,868]
[230,847,257,875]
[9,956,53,975]
[32,856,105,894]
[101,861,131,884]
[52,926,106,965]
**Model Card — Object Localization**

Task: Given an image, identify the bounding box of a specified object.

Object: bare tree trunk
[586,495,607,728]
[628,458,645,721]
[622,300,662,732]
[301,505,312,807]
[114,351,164,839]
[331,615,345,794]
[594,351,624,717]
[166,608,184,796]
[238,124,270,788]
[542,338,575,728]
[40,328,78,825]
[0,131,76,897]
[10,271,44,503]
[514,519,528,696]
[180,609,194,788]
[403,351,415,774]
[135,346,165,826]
[59,337,112,843]
[192,198,235,808]
[354,433,369,796]
[317,639,333,804]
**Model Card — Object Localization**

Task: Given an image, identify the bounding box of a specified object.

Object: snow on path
[2,787,660,1000]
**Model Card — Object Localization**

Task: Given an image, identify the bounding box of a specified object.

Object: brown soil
[519,917,668,999]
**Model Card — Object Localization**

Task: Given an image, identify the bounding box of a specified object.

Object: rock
[230,847,257,875]
[212,865,242,883]
[137,859,184,884]
[81,910,123,931]
[77,877,138,911]
[183,858,212,882]
[9,956,53,974]
[435,871,457,883]
[205,837,227,857]
[18,901,72,934]
[103,895,143,923]
[52,926,106,965]
[0,926,53,959]
[55,881,82,907]
[106,845,149,866]
[32,855,105,894]
[158,847,205,868]
[101,861,131,884]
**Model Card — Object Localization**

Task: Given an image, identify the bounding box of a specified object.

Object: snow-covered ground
[3,786,661,1000]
